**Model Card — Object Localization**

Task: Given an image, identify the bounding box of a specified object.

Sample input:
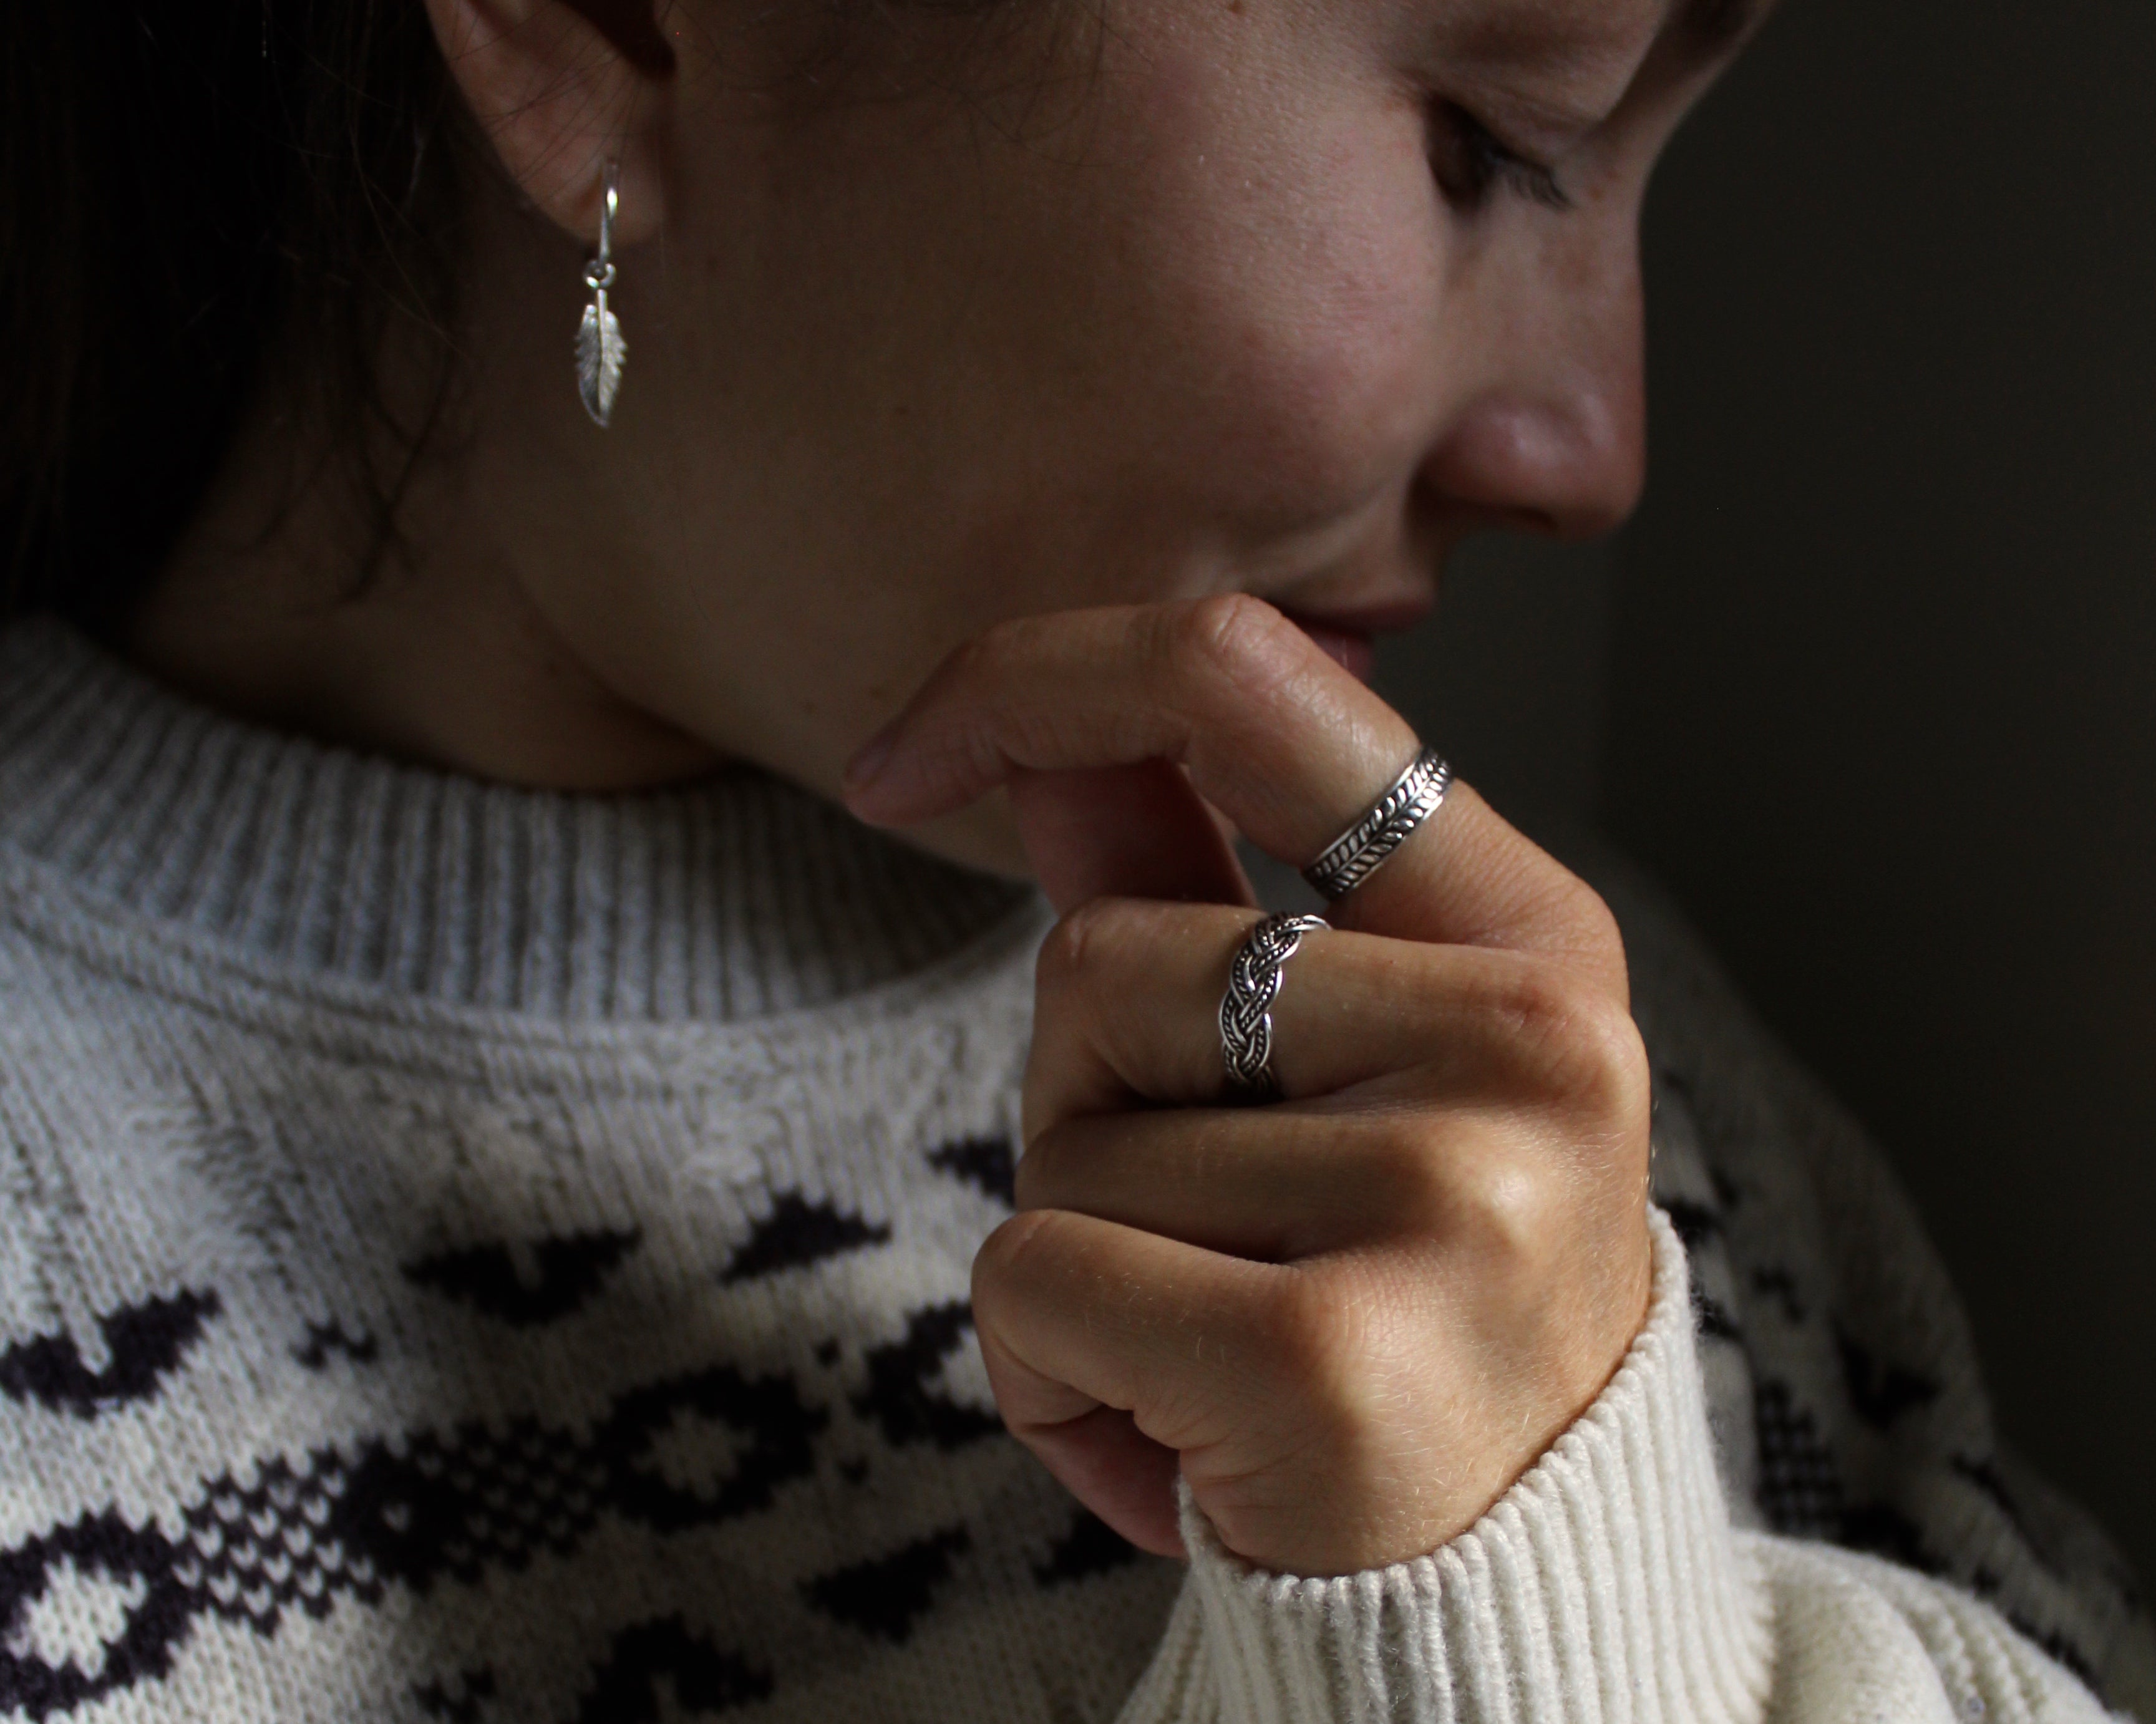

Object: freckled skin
[138,0,1758,874]
[129,0,1770,1579]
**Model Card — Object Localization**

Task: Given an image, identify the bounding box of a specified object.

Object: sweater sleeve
[1581,842,2156,1720]
[1115,1208,2119,1724]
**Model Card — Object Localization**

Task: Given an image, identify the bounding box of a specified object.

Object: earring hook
[585,164,619,298]
[578,162,627,426]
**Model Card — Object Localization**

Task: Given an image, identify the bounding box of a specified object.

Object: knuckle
[1495,962,1651,1125]
[1034,896,1133,1000]
[1256,1269,1399,1453]
[1561,881,1629,973]
[1484,961,1586,1048]
[1562,995,1652,1131]
[1007,1130,1051,1211]
[1362,1115,1464,1231]
[1032,898,1239,1111]
[1033,904,1094,995]
[1530,873,1629,977]
[1162,593,1308,700]
[941,627,1005,690]
[1445,1151,1568,1281]
[1259,1269,1370,1386]
[971,1208,1066,1306]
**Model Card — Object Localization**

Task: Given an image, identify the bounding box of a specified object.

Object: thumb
[1008,761,1255,915]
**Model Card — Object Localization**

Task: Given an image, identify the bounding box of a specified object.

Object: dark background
[1374,0,2156,1590]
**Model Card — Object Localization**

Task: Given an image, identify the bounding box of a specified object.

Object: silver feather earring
[577,165,627,427]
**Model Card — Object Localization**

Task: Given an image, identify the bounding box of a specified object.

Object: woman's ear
[420,0,676,245]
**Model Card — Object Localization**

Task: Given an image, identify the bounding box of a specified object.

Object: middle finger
[1023,897,1629,1141]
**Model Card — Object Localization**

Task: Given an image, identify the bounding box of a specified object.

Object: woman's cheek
[1136,138,1449,529]
[1173,226,1447,537]
[1225,294,1438,526]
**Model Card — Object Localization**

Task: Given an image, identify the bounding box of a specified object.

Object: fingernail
[844,717,904,794]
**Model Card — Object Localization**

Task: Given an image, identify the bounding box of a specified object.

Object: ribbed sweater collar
[0,618,1030,1023]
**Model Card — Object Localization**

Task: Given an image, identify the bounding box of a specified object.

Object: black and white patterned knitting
[0,620,2149,1723]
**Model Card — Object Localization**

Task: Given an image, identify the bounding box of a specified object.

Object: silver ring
[1300,747,1453,901]
[1218,912,1328,1102]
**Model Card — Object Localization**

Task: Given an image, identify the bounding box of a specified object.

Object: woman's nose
[1415,246,1649,542]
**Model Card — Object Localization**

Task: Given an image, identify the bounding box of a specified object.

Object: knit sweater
[0,619,2149,1724]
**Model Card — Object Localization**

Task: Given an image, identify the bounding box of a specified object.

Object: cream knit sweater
[0,619,2149,1723]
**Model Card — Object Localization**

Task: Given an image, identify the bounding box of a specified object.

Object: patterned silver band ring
[1218,912,1329,1103]
[1299,747,1454,901]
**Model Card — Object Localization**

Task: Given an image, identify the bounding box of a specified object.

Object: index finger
[843,597,1624,985]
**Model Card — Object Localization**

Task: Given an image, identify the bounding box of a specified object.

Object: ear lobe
[421,0,673,245]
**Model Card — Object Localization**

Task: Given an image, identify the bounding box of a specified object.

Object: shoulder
[0,858,228,1342]
[1569,835,2154,1718]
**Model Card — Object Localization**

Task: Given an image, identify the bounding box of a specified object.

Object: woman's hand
[845,596,1654,1579]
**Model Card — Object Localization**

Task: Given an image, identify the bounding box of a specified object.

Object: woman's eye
[1428,102,1573,215]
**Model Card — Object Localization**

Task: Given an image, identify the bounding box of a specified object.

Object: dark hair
[2,1,1069,632]
[0,2,462,628]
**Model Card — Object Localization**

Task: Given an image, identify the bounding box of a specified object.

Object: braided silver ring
[1300,746,1454,901]
[1218,912,1328,1102]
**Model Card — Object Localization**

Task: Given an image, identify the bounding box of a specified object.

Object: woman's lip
[1276,598,1435,637]
[1276,601,1431,684]
[1284,616,1378,682]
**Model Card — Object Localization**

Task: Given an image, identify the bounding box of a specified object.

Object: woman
[1,0,2148,1718]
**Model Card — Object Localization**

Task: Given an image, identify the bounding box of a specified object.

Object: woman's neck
[127,203,722,797]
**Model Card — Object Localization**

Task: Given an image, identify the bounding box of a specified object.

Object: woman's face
[450,0,1762,867]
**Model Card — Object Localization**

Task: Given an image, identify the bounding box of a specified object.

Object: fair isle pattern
[0,869,1184,1723]
[0,621,2148,1723]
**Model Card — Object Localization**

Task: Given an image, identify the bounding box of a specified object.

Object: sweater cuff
[1137,1208,1776,1723]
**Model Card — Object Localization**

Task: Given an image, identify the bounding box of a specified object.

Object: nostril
[1406,468,1559,545]
[1416,386,1645,543]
